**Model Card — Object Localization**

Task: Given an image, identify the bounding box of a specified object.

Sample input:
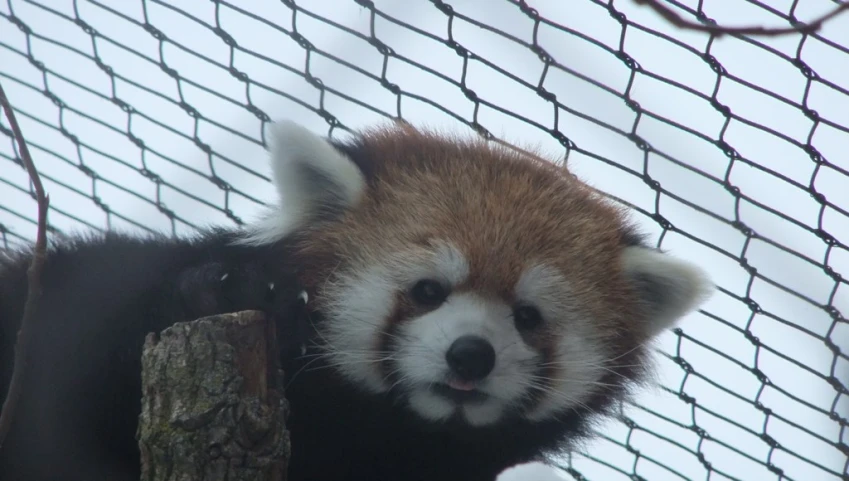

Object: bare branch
[634,0,849,37]
[0,82,51,449]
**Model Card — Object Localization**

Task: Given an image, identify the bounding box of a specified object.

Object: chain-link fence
[1,1,847,480]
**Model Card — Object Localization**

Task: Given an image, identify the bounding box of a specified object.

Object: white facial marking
[321,265,397,394]
[462,400,505,427]
[515,263,609,422]
[318,242,469,395]
[515,264,581,326]
[429,242,469,286]
[322,252,613,426]
[408,390,455,422]
[523,333,607,422]
[396,293,536,424]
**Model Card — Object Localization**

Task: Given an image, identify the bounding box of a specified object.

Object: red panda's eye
[410,279,449,306]
[513,304,543,331]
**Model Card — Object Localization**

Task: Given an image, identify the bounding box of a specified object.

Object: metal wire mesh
[1,1,847,480]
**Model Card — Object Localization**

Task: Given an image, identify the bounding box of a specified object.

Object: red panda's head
[239,121,712,427]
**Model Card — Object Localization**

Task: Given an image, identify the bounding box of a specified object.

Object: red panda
[0,120,712,481]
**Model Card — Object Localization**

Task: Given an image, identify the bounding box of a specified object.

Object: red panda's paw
[176,261,289,319]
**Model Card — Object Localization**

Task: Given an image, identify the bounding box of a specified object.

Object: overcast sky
[1,1,847,480]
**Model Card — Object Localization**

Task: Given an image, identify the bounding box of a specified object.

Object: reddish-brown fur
[292,125,653,384]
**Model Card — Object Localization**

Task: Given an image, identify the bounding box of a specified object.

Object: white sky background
[1,0,847,480]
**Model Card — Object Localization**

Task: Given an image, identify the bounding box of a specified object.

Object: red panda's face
[315,240,615,425]
[239,121,712,427]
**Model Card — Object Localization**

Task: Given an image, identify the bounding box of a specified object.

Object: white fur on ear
[621,246,713,336]
[238,121,366,245]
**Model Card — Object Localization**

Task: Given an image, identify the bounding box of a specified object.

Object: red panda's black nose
[446,336,496,381]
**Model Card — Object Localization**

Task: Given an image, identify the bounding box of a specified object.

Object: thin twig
[0,82,50,449]
[635,0,849,37]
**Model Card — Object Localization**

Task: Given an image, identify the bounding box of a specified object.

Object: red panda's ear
[238,121,366,246]
[621,247,713,337]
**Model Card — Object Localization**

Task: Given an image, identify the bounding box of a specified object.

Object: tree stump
[138,310,290,481]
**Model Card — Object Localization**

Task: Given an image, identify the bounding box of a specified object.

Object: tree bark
[138,310,290,481]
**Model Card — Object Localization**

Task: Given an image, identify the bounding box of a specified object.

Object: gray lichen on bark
[138,310,290,481]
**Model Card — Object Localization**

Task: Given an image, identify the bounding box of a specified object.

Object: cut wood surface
[138,310,290,481]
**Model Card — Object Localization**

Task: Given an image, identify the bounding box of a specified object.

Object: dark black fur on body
[0,229,600,481]
[284,364,577,481]
[0,230,304,480]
